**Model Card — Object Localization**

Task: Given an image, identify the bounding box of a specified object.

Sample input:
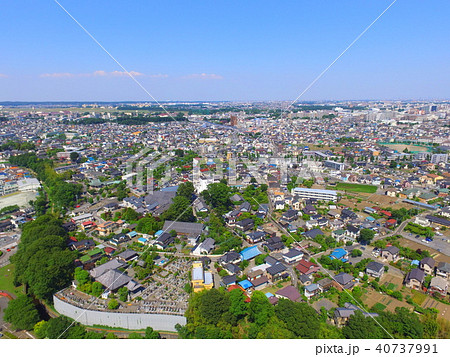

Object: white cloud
[40,72,75,78]
[0,73,8,78]
[40,70,151,78]
[183,73,223,80]
[148,73,169,79]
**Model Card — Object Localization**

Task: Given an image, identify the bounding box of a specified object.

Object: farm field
[333,183,378,194]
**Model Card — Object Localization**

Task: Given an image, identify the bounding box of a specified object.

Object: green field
[372,302,387,311]
[386,283,397,291]
[411,289,427,305]
[333,183,378,194]
[0,264,23,297]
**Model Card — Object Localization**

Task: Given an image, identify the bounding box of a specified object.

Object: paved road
[0,246,18,268]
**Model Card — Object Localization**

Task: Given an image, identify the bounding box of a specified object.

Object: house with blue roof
[138,237,148,245]
[127,231,138,239]
[330,248,348,262]
[240,245,262,261]
[238,279,253,290]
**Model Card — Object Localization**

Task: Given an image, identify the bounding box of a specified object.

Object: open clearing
[334,183,378,194]
[0,264,23,297]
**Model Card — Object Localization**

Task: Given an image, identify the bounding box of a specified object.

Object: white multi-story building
[431,154,448,164]
[292,187,338,202]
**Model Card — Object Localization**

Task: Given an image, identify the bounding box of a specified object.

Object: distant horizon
[1,98,450,106]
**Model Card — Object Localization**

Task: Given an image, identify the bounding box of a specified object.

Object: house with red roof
[295,259,320,275]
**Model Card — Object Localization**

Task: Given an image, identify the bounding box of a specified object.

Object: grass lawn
[333,183,378,194]
[261,281,291,295]
[411,289,427,305]
[0,264,23,297]
[372,302,387,311]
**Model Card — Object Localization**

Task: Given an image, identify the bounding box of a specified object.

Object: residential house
[153,232,174,249]
[219,251,242,266]
[404,268,425,290]
[428,277,448,297]
[419,257,435,275]
[303,228,324,239]
[436,262,450,280]
[295,259,320,276]
[366,261,385,278]
[246,231,267,244]
[334,272,355,289]
[334,303,379,327]
[275,285,302,302]
[251,276,270,290]
[304,283,322,299]
[266,263,288,282]
[235,218,255,232]
[381,246,400,262]
[281,209,298,222]
[282,248,304,264]
[192,238,215,255]
[345,225,360,242]
[192,261,214,293]
[264,235,285,252]
[240,245,262,261]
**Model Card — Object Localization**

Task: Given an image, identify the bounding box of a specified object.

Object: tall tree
[4,295,40,330]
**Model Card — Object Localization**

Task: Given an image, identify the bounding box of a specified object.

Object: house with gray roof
[404,268,425,290]
[420,257,435,275]
[436,262,450,280]
[429,276,448,297]
[366,261,385,278]
[163,221,204,236]
[381,246,400,262]
[90,258,127,279]
[334,303,379,327]
[192,238,215,255]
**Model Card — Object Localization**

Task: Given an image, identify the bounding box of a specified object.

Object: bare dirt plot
[421,297,450,321]
[380,273,404,290]
[362,290,412,313]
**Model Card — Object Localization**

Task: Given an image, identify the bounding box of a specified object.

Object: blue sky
[0,0,449,101]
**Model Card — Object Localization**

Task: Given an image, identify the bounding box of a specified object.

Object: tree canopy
[4,295,40,330]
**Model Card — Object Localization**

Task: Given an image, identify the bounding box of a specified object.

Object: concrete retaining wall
[53,295,186,332]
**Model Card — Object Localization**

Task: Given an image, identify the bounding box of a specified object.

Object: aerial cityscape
[0,0,450,349]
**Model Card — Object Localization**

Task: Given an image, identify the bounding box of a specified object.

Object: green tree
[229,288,248,319]
[162,195,194,222]
[118,287,128,302]
[248,290,274,326]
[70,152,80,162]
[105,332,118,339]
[275,299,321,338]
[144,326,161,339]
[74,267,90,285]
[4,295,40,330]
[34,320,49,339]
[342,310,384,339]
[201,183,232,214]
[177,181,195,201]
[128,332,143,339]
[358,229,375,243]
[198,289,230,325]
[91,282,103,297]
[351,249,362,257]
